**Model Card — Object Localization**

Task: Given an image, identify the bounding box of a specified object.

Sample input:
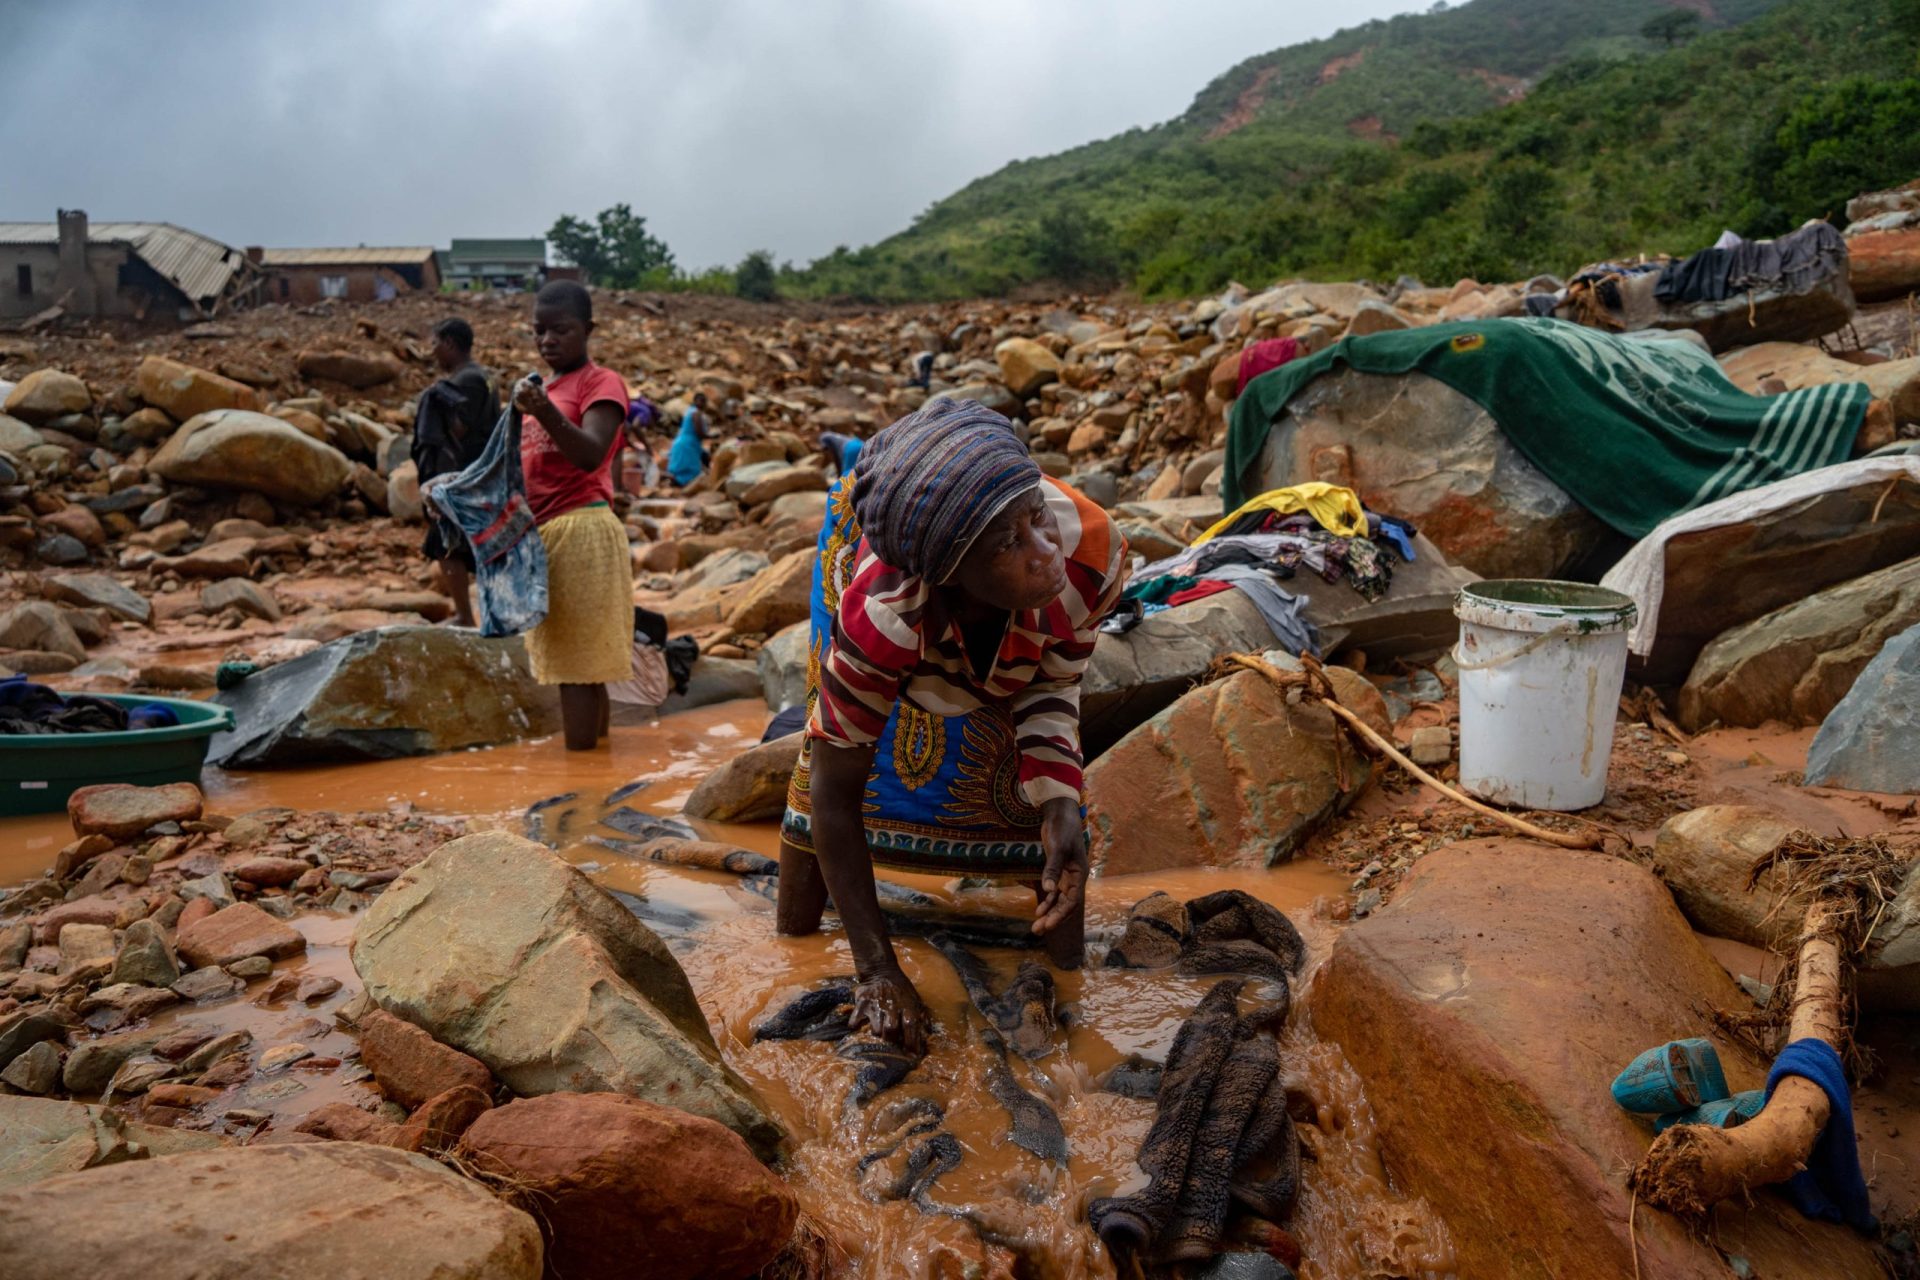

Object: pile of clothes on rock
[0,674,178,735]
[1526,220,1848,324]
[1102,481,1418,655]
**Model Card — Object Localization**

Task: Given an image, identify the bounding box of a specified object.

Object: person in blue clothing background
[817,429,864,479]
[667,392,710,487]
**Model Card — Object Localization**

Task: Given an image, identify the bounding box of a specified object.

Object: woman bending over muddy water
[775,399,1128,1053]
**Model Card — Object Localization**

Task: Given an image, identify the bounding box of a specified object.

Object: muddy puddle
[0,698,1457,1279]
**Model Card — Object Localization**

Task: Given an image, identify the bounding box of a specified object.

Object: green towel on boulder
[1222,318,1869,538]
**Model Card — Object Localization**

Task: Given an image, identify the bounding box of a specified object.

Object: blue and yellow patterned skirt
[779,479,1045,878]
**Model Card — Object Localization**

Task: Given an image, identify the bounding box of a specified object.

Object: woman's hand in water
[851,967,929,1056]
[1034,797,1088,936]
[511,376,553,419]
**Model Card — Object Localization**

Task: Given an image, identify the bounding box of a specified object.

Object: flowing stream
[0,700,1455,1279]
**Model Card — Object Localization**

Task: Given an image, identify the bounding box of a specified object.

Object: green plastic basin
[0,694,234,818]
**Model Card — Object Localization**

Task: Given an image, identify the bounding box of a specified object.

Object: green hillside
[787,0,1920,300]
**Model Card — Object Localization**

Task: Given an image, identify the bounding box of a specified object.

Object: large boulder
[0,415,44,456]
[1804,622,1920,792]
[387,459,423,522]
[134,356,256,420]
[757,621,811,711]
[68,782,203,840]
[1312,842,1884,1280]
[351,832,783,1160]
[1081,592,1273,757]
[0,1097,225,1191]
[665,548,771,630]
[723,548,813,636]
[1605,462,1920,683]
[296,348,404,388]
[149,409,352,506]
[209,626,560,767]
[0,602,85,662]
[1678,555,1920,730]
[682,733,800,823]
[0,1142,543,1279]
[42,573,150,625]
[458,1092,796,1280]
[1087,655,1387,875]
[2,370,89,424]
[174,902,306,968]
[355,1007,494,1109]
[657,656,763,717]
[1719,343,1920,423]
[738,464,826,509]
[1240,368,1606,579]
[995,337,1063,397]
[1649,806,1807,946]
[1848,227,1920,304]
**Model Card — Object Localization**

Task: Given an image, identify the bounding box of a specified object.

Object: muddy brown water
[0,699,1456,1279]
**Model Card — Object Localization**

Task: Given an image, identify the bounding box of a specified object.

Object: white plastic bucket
[1453,580,1638,811]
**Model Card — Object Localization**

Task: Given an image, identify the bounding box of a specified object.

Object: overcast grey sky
[3,0,1423,269]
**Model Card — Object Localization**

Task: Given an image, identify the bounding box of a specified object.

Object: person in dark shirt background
[412,317,501,627]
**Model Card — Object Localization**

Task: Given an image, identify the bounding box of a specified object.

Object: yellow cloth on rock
[525,504,633,685]
[1193,481,1368,545]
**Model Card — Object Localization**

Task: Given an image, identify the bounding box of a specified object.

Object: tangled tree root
[1629,899,1843,1215]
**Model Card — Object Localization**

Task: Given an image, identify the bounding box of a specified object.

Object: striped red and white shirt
[808,476,1128,806]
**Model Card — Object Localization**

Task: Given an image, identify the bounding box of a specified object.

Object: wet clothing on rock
[1197,482,1368,544]
[424,410,549,637]
[520,361,628,525]
[781,469,1126,876]
[525,503,633,685]
[1234,338,1303,398]
[1765,1038,1876,1232]
[1224,319,1870,538]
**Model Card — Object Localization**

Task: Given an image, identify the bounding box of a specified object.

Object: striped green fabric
[1224,318,1870,538]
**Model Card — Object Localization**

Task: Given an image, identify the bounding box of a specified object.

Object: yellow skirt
[526,504,633,685]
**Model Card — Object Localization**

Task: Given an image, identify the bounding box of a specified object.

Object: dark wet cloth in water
[0,676,177,735]
[1107,889,1305,1004]
[753,980,923,1107]
[1088,978,1302,1265]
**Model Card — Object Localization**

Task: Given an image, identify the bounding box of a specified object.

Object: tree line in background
[552,0,1918,305]
[547,204,780,301]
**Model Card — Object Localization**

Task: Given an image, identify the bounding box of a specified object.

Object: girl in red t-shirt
[509,281,634,750]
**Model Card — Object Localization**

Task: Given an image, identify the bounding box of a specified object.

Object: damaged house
[258,246,441,304]
[0,209,266,323]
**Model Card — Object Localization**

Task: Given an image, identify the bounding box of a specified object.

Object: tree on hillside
[1754,76,1920,224]
[1641,10,1703,48]
[547,205,676,287]
[1027,205,1119,285]
[735,250,778,301]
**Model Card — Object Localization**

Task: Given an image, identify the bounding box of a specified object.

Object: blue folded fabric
[1765,1038,1876,1231]
[125,703,180,730]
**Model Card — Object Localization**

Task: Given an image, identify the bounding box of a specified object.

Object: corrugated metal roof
[0,220,252,307]
[447,238,546,262]
[261,246,436,267]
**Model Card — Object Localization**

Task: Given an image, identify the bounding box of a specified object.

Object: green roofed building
[439,238,547,291]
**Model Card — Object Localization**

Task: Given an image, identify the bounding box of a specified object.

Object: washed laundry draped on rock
[1224,318,1869,538]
